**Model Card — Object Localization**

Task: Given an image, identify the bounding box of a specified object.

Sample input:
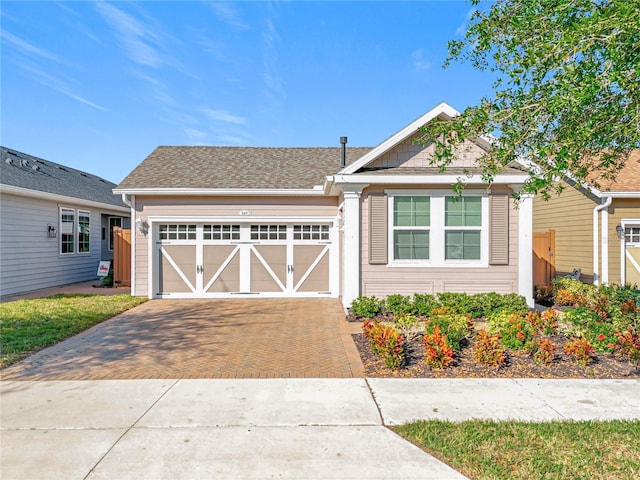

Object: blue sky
[1,1,495,184]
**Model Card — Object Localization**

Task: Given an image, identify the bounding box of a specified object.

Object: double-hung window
[392,196,430,260]
[60,208,91,254]
[444,197,481,260]
[386,191,488,266]
[60,208,75,254]
[78,211,91,253]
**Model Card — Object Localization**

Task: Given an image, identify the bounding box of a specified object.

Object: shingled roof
[591,150,640,193]
[116,146,373,190]
[1,146,126,208]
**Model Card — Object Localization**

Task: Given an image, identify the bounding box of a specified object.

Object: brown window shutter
[489,194,509,265]
[369,194,388,264]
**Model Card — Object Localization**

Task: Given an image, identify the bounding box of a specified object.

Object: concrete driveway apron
[1,298,364,380]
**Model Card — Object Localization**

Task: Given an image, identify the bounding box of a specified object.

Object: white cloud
[210,2,249,30]
[15,60,106,111]
[261,13,285,104]
[94,2,163,68]
[455,7,476,37]
[1,31,64,63]
[202,108,247,125]
[411,48,432,72]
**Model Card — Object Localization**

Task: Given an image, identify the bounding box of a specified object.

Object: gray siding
[0,192,127,297]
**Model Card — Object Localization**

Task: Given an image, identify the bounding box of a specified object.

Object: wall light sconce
[615,224,625,240]
[135,217,149,236]
[47,225,57,238]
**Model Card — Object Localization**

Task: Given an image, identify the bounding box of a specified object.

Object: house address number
[240,210,250,216]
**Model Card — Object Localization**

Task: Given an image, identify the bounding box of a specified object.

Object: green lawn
[394,419,640,480]
[0,294,147,367]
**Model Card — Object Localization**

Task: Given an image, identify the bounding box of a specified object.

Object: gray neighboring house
[0,146,130,298]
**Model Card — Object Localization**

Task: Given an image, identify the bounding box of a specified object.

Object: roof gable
[339,102,467,174]
[0,147,126,208]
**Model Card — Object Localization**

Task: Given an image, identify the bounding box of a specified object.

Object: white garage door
[154,223,335,298]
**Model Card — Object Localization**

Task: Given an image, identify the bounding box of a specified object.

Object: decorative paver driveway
[1,299,363,380]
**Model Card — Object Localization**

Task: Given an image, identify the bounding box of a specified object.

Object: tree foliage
[417,0,640,198]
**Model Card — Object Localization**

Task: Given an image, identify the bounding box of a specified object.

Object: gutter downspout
[592,197,613,286]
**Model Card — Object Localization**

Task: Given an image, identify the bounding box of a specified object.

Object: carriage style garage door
[154,223,335,298]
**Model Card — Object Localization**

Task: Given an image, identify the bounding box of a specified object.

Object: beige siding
[533,183,596,281]
[607,199,640,284]
[368,138,487,169]
[360,185,520,298]
[132,195,339,297]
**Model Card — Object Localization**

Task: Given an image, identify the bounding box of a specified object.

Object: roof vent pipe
[340,136,347,168]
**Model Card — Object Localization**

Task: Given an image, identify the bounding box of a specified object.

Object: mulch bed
[353,329,640,379]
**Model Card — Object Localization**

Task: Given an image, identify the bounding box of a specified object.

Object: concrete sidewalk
[1,378,639,479]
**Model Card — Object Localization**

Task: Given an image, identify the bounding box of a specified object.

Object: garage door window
[293,224,329,240]
[251,224,287,240]
[159,224,196,240]
[204,224,240,240]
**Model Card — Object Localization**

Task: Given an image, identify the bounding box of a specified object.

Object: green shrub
[393,313,422,341]
[350,296,383,318]
[426,314,472,352]
[487,311,535,350]
[437,292,473,315]
[436,292,528,318]
[560,307,601,337]
[413,293,440,316]
[385,294,415,315]
[495,293,530,314]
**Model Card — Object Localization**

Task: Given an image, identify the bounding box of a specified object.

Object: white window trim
[60,207,92,255]
[60,207,75,255]
[78,210,91,254]
[385,189,489,268]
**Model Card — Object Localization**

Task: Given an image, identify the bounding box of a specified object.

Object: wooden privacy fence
[533,230,556,286]
[113,227,131,287]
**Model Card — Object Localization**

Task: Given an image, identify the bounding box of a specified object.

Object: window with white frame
[392,196,430,260]
[444,196,481,260]
[60,208,75,254]
[387,191,487,266]
[78,210,91,253]
[60,208,91,254]
[625,225,640,245]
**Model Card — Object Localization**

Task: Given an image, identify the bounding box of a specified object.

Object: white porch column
[518,193,534,307]
[601,206,610,285]
[341,185,367,310]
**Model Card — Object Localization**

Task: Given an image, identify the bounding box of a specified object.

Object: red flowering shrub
[430,306,451,316]
[563,337,596,366]
[554,288,577,306]
[363,321,406,369]
[615,328,640,369]
[526,309,559,335]
[423,325,455,369]
[531,338,556,366]
[474,330,507,368]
